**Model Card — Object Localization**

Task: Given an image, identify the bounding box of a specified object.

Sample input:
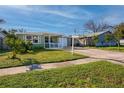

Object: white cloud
[41,10,78,19]
[5,5,93,20]
[2,24,49,32]
[5,5,31,11]
[39,21,66,27]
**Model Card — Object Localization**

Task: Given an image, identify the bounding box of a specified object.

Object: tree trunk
[12,50,16,59]
[117,42,120,50]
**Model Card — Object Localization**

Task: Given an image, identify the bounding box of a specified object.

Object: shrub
[5,32,33,58]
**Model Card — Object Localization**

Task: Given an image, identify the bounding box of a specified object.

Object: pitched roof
[0,32,5,38]
[81,31,111,37]
[15,32,62,36]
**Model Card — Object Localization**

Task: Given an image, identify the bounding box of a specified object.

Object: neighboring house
[0,32,4,49]
[73,31,117,47]
[119,34,124,45]
[16,32,68,49]
[120,39,124,45]
[0,31,9,50]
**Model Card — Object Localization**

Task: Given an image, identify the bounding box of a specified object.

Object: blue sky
[0,5,124,35]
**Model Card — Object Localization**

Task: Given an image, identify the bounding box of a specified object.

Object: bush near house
[0,61,123,88]
[4,31,33,58]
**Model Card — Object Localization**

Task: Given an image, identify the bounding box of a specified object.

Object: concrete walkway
[0,58,101,76]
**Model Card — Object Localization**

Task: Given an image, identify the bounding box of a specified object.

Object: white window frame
[25,35,40,44]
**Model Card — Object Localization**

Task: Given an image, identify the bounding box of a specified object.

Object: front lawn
[84,46,124,52]
[0,61,123,88]
[0,49,87,68]
[95,46,124,52]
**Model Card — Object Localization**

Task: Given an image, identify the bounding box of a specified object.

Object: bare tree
[84,19,113,47]
[18,28,26,33]
[84,20,112,33]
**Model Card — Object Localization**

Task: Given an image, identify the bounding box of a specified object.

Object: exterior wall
[58,37,67,48]
[39,35,45,44]
[120,39,124,45]
[16,34,67,49]
[96,32,117,46]
[17,34,45,47]
[0,33,9,50]
[17,34,24,40]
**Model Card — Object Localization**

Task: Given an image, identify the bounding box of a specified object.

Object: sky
[0,5,124,35]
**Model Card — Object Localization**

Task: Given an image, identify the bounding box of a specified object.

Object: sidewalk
[0,58,101,76]
[0,57,123,76]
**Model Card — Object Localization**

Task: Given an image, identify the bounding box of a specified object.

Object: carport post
[71,35,79,55]
[72,36,74,55]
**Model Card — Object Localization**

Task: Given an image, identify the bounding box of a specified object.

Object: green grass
[0,49,87,68]
[84,46,124,52]
[94,46,124,52]
[0,61,123,88]
[0,50,9,55]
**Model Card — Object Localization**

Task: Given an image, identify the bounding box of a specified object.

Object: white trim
[44,36,45,48]
[17,34,67,49]
[48,35,51,48]
[72,37,74,54]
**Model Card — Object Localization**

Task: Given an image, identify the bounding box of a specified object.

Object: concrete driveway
[75,48,124,63]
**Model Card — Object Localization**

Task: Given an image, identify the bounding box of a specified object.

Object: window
[26,35,39,43]
[33,36,38,43]
[51,37,58,43]
[45,36,49,43]
[26,36,32,40]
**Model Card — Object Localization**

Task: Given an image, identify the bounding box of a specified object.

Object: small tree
[5,33,19,59]
[104,33,115,47]
[4,29,32,59]
[113,23,124,50]
[18,40,33,53]
[92,35,99,46]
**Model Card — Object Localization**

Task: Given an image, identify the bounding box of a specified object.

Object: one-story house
[15,32,68,49]
[72,31,117,47]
